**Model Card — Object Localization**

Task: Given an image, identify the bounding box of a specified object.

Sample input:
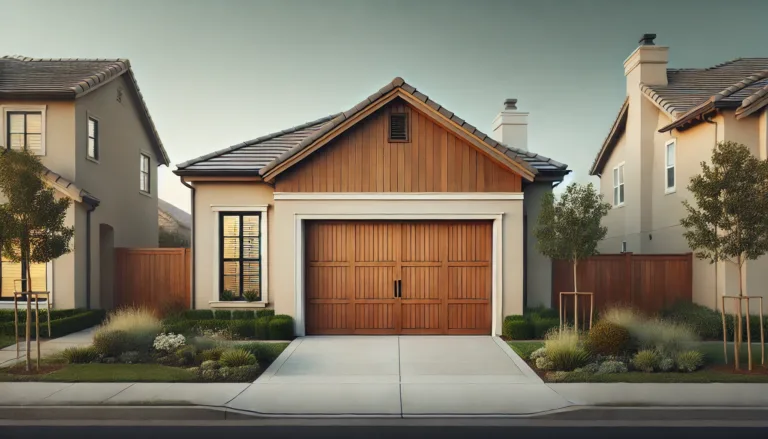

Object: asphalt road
[2,425,768,439]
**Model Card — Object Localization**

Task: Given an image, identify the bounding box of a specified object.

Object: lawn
[0,335,16,349]
[0,363,197,382]
[508,340,768,383]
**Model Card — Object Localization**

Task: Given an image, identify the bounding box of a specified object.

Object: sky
[2,0,767,213]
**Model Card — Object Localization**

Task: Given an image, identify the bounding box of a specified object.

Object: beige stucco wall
[598,130,628,253]
[191,181,525,335]
[523,182,553,308]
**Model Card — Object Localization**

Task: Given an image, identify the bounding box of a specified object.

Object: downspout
[180,177,196,309]
[703,115,719,310]
[83,196,100,310]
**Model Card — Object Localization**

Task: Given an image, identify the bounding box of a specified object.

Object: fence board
[113,248,190,313]
[552,253,692,316]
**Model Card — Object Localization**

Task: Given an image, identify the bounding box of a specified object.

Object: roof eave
[590,98,629,176]
[173,169,264,178]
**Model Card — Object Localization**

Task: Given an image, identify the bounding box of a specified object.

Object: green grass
[35,363,197,382]
[0,335,16,349]
[508,341,544,361]
[698,341,765,366]
[551,370,768,383]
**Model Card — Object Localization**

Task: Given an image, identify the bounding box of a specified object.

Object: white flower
[153,333,186,352]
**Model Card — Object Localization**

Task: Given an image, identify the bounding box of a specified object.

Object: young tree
[0,150,74,370]
[534,182,611,292]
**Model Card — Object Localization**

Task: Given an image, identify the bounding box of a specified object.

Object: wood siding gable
[275,100,523,193]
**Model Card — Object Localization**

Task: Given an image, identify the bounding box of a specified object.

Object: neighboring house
[158,199,192,246]
[589,34,768,311]
[0,56,169,310]
[175,77,569,336]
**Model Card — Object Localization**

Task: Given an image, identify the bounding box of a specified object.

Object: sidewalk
[0,328,96,368]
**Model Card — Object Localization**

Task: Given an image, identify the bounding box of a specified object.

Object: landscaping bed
[0,307,291,383]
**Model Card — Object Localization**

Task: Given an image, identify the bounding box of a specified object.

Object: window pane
[243,237,260,259]
[222,261,240,276]
[88,118,96,138]
[667,142,675,166]
[619,185,625,203]
[222,276,239,296]
[223,237,240,259]
[0,261,22,298]
[243,277,260,297]
[29,262,47,292]
[613,168,618,187]
[667,167,675,189]
[140,155,148,172]
[88,138,96,158]
[242,216,259,236]
[222,216,240,236]
[9,134,24,149]
[140,172,147,191]
[25,113,42,133]
[614,187,619,205]
[26,134,42,150]
[619,165,624,184]
[8,114,25,133]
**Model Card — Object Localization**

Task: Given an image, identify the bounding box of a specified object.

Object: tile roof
[0,55,169,165]
[41,166,99,207]
[176,77,568,180]
[158,199,191,230]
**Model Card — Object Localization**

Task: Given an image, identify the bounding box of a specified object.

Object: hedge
[256,309,275,318]
[503,319,533,339]
[268,316,295,340]
[0,308,82,323]
[502,307,559,340]
[0,309,106,338]
[255,316,271,340]
[232,310,255,320]
[660,301,768,341]
[182,310,214,320]
[213,310,232,320]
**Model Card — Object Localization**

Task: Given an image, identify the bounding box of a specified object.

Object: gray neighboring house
[0,55,169,310]
[158,199,191,244]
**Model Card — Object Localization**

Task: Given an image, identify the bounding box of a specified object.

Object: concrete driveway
[227,336,572,416]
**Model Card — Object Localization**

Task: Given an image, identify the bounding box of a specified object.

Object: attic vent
[389,113,409,142]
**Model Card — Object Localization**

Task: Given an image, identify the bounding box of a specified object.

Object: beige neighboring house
[0,56,169,310]
[175,77,569,336]
[590,34,768,311]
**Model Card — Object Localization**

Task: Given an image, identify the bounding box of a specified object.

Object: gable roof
[590,98,628,176]
[0,55,170,166]
[176,78,568,181]
[158,199,191,230]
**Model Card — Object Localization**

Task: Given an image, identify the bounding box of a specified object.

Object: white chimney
[492,98,528,151]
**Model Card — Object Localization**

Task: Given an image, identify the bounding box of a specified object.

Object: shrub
[600,307,644,333]
[119,351,142,364]
[188,336,218,351]
[505,315,526,322]
[546,371,571,382]
[62,346,98,364]
[220,348,257,367]
[193,320,233,339]
[535,357,554,370]
[229,365,260,382]
[220,290,235,301]
[584,321,631,356]
[526,306,559,320]
[256,309,275,318]
[0,309,106,338]
[243,290,260,302]
[635,319,698,357]
[228,320,256,339]
[214,310,232,320]
[509,343,542,361]
[255,317,270,340]
[676,350,704,372]
[532,318,560,339]
[597,360,628,374]
[530,347,547,360]
[199,347,224,362]
[268,316,294,340]
[659,357,675,372]
[200,360,219,370]
[575,362,600,374]
[183,310,214,320]
[217,366,232,381]
[660,302,722,340]
[232,310,255,320]
[632,350,659,373]
[99,307,162,353]
[162,319,194,336]
[237,342,286,363]
[153,333,186,353]
[503,319,533,340]
[544,328,590,371]
[93,329,130,357]
[175,345,198,366]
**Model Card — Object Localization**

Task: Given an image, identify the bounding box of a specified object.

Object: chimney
[624,33,668,90]
[492,98,528,151]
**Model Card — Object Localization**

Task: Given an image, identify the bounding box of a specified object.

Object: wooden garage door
[305,221,492,335]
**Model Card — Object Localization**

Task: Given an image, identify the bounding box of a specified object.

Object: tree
[159,228,190,248]
[534,182,611,292]
[0,150,74,370]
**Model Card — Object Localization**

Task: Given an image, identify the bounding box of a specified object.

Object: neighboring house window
[621,241,627,253]
[140,153,150,193]
[87,117,99,160]
[0,245,47,299]
[613,163,625,206]
[7,111,43,154]
[219,213,261,301]
[665,139,676,192]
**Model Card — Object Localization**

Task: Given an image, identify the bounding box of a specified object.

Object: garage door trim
[293,213,503,337]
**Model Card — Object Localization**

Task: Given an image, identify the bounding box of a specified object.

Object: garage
[304,220,492,335]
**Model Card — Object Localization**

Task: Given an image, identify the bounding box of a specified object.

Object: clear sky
[2,0,767,213]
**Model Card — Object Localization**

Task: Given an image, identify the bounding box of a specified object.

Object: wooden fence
[113,248,191,312]
[552,253,693,315]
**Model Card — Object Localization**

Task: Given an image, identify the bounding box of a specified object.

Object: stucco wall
[598,131,629,253]
[523,182,553,308]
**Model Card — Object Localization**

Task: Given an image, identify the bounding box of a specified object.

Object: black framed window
[87,117,99,160]
[7,111,43,152]
[140,153,150,193]
[219,213,261,301]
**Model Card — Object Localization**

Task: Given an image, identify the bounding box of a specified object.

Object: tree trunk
[573,259,579,293]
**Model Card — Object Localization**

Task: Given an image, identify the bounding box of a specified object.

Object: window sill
[209,301,267,309]
[86,156,99,164]
[139,190,152,198]
[613,203,625,209]
[665,188,676,195]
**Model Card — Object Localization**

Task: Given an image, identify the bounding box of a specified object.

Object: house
[158,199,192,246]
[175,77,569,336]
[589,34,768,311]
[0,56,169,310]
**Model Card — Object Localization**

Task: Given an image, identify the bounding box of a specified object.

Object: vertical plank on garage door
[447,221,492,334]
[354,222,398,333]
[400,222,442,334]
[305,221,351,334]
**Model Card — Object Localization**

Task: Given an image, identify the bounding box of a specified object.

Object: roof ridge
[3,55,129,63]
[176,113,339,169]
[705,57,744,71]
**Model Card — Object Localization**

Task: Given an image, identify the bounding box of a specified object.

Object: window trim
[388,112,410,143]
[86,114,100,162]
[139,153,151,194]
[612,162,625,207]
[210,205,269,307]
[1,105,47,155]
[665,138,676,194]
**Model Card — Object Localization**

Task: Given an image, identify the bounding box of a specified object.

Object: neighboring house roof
[42,166,99,207]
[0,55,170,166]
[176,77,568,181]
[158,199,191,230]
[591,58,768,176]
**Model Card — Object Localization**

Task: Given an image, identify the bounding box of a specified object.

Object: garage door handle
[398,280,402,298]
[393,280,398,298]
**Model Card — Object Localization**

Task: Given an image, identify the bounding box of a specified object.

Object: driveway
[227,336,572,416]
